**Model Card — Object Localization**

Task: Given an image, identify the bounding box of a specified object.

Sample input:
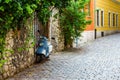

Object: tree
[60,0,91,48]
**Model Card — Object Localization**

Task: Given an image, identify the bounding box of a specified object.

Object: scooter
[35,36,52,63]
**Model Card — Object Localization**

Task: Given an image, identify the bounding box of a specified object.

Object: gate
[33,12,43,50]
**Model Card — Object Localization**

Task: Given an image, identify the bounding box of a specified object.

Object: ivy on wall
[0,0,40,68]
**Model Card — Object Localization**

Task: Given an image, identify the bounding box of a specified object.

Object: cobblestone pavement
[7,34,120,80]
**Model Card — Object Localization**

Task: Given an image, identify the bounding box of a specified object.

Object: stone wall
[50,9,64,52]
[0,20,35,79]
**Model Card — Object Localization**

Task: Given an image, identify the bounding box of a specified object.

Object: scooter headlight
[39,43,43,46]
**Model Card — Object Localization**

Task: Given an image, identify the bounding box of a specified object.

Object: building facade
[95,0,120,38]
[74,0,120,47]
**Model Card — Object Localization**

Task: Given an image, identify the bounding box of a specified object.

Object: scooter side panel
[36,47,46,55]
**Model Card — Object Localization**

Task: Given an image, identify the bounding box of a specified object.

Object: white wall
[73,31,94,47]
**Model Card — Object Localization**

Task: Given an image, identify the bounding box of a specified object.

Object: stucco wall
[95,30,118,38]
[73,31,94,47]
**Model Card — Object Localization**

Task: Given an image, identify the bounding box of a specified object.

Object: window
[96,10,100,26]
[108,12,111,27]
[101,11,104,26]
[116,14,118,27]
[96,9,104,27]
[113,13,115,26]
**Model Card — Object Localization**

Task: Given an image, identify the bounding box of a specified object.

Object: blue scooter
[35,36,52,62]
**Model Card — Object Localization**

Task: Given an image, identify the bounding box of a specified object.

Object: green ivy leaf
[4,0,12,3]
[0,6,4,11]
[31,4,37,9]
[4,49,14,54]
[26,4,33,14]
[0,63,3,68]
[18,3,23,11]
[0,60,6,63]
[0,18,3,21]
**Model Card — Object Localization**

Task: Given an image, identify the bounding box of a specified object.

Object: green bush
[60,0,91,47]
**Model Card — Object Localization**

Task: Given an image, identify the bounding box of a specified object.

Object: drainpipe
[75,37,79,48]
[94,0,97,39]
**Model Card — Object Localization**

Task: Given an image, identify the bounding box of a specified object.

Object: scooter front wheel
[36,54,40,63]
[36,54,45,63]
[46,55,49,58]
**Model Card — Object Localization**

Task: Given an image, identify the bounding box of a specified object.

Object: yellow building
[95,0,120,38]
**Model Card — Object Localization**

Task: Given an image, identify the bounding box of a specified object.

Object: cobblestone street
[7,34,120,80]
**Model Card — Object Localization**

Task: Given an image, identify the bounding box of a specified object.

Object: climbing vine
[35,0,70,37]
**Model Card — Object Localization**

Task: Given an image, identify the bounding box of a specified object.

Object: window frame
[108,12,111,27]
[101,10,104,27]
[96,9,100,27]
[116,14,118,27]
[112,13,115,27]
